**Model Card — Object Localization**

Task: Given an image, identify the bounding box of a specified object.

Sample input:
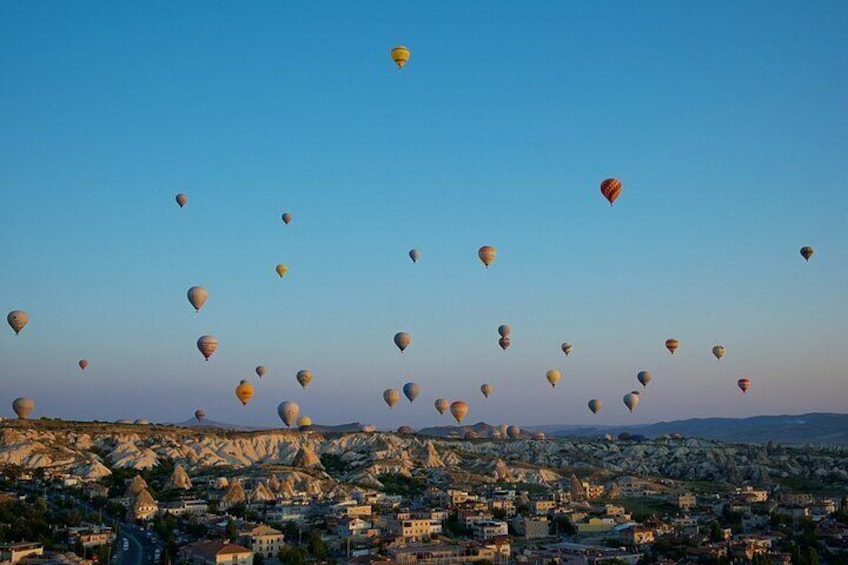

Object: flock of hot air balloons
[3,44,820,425]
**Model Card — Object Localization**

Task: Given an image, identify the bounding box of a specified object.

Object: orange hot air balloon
[235,380,254,405]
[175,193,188,208]
[600,178,622,206]
[79,359,88,371]
[478,246,497,268]
[196,335,218,361]
[390,45,410,69]
[498,337,511,351]
[665,338,679,355]
[737,378,751,394]
[450,400,468,423]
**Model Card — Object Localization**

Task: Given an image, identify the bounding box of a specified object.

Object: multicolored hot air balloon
[623,393,639,413]
[600,178,622,206]
[255,366,266,379]
[275,264,288,278]
[435,398,449,415]
[480,384,494,398]
[588,399,602,414]
[175,193,188,208]
[282,212,292,225]
[235,380,254,405]
[409,249,420,263]
[278,401,299,427]
[498,325,511,338]
[79,359,88,371]
[195,409,205,422]
[478,246,497,268]
[7,311,28,335]
[737,378,751,394]
[450,400,468,423]
[296,370,313,389]
[196,335,218,361]
[394,332,411,352]
[187,286,208,312]
[712,345,725,360]
[383,388,400,409]
[506,425,521,439]
[546,369,562,388]
[12,397,34,419]
[637,370,652,388]
[800,246,814,262]
[499,337,511,351]
[561,343,573,356]
[391,45,410,69]
[665,338,679,355]
[403,382,420,403]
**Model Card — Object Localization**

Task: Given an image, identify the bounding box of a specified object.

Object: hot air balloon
[498,325,511,338]
[800,246,814,262]
[546,369,562,388]
[282,212,292,225]
[394,332,411,352]
[665,338,679,355]
[409,249,420,263]
[195,409,205,422]
[712,345,725,360]
[478,246,496,268]
[79,359,88,371]
[561,343,573,356]
[235,380,254,405]
[275,264,288,278]
[637,370,652,388]
[481,384,494,398]
[403,382,420,403]
[175,193,188,208]
[600,178,622,206]
[187,286,208,312]
[737,378,751,394]
[435,398,449,415]
[296,415,312,427]
[7,311,28,335]
[397,425,413,434]
[278,401,299,427]
[255,366,266,379]
[450,401,468,423]
[196,335,218,361]
[498,424,508,438]
[383,388,400,409]
[498,337,511,351]
[533,432,545,440]
[296,370,313,389]
[630,390,641,396]
[390,45,410,69]
[506,425,521,439]
[623,393,639,413]
[588,399,602,414]
[12,397,34,419]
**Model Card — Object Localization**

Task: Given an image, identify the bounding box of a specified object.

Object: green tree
[226,519,238,543]
[306,530,327,559]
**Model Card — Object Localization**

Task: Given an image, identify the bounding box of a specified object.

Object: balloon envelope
[497,325,511,338]
[737,378,751,394]
[561,343,573,356]
[296,415,312,427]
[282,212,292,225]
[187,286,208,312]
[296,370,313,389]
[175,193,187,208]
[7,310,28,335]
[383,388,400,409]
[397,425,413,434]
[600,178,622,206]
[275,264,288,278]
[623,393,639,413]
[637,370,652,388]
[800,246,814,261]
[478,246,497,268]
[588,399,602,414]
[506,425,521,439]
[712,345,725,360]
[665,338,679,355]
[278,401,299,427]
[255,366,266,379]
[450,401,468,423]
[196,335,218,361]
[79,359,88,371]
[546,369,562,388]
[480,384,494,398]
[435,398,449,415]
[194,409,205,422]
[409,249,420,263]
[12,397,34,419]
[391,45,410,68]
[402,382,420,403]
[235,381,254,405]
[498,337,511,351]
[394,332,411,352]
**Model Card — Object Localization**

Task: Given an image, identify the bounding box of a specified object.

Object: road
[117,524,162,565]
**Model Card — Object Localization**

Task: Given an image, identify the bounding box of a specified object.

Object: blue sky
[1,1,846,428]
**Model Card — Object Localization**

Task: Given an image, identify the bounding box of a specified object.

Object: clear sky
[1,1,846,429]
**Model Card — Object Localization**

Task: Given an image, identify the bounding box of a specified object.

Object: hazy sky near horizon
[1,1,847,429]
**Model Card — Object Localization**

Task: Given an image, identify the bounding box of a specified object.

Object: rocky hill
[0,420,846,491]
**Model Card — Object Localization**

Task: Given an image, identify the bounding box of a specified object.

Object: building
[387,542,498,565]
[179,541,253,565]
[390,518,436,541]
[0,543,44,564]
[580,482,605,500]
[530,500,556,515]
[472,520,508,540]
[66,527,114,548]
[512,516,549,539]
[127,489,158,521]
[677,493,697,511]
[336,518,374,539]
[161,498,210,516]
[237,524,284,559]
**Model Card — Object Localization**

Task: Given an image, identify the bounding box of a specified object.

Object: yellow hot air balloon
[296,415,312,427]
[588,399,602,414]
[450,400,468,423]
[390,45,410,69]
[623,393,639,413]
[196,335,218,361]
[296,369,313,389]
[278,401,299,427]
[712,345,725,360]
[275,264,288,278]
[12,397,34,419]
[435,398,449,415]
[480,384,494,398]
[546,369,562,388]
[255,366,266,379]
[394,332,411,352]
[175,193,188,208]
[383,388,400,409]
[282,212,292,225]
[235,380,254,405]
[637,370,652,388]
[7,310,28,335]
[187,286,208,312]
[478,246,497,268]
